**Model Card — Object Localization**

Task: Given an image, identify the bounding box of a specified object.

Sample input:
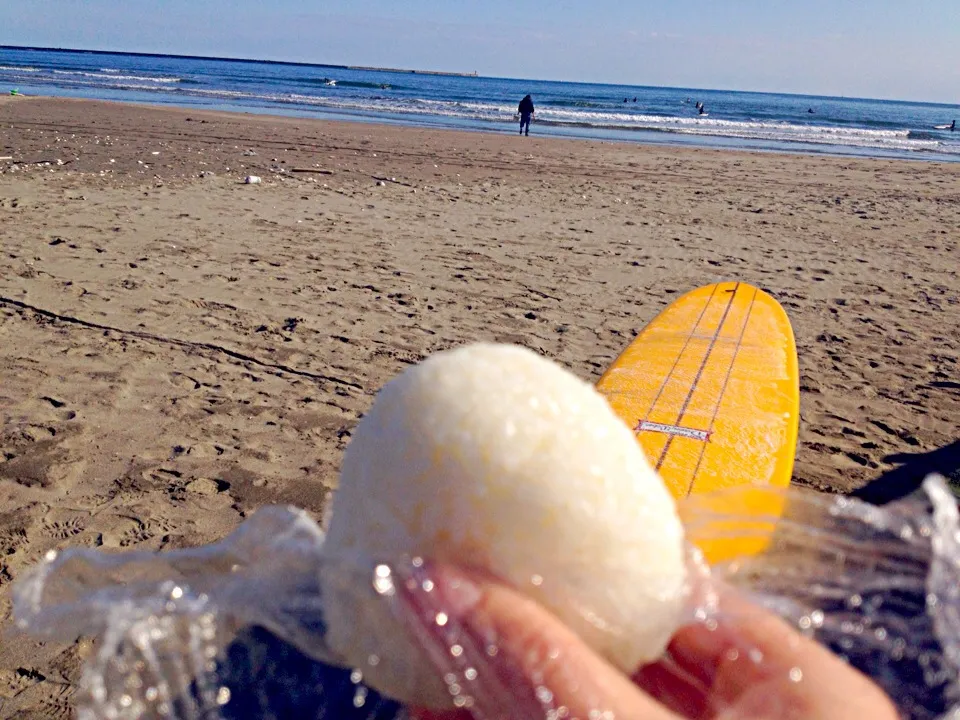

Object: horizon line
[0,44,480,78]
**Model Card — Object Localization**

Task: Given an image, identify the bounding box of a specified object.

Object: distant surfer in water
[518,94,535,136]
[934,119,956,131]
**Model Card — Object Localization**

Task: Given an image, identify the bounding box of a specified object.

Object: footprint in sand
[869,418,921,446]
[0,667,46,703]
[0,424,86,489]
[96,512,170,549]
[38,511,87,541]
[0,678,75,720]
[0,511,30,560]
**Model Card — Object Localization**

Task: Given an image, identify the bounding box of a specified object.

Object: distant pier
[347,65,478,77]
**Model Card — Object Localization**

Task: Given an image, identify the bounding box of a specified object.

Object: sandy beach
[1,95,958,715]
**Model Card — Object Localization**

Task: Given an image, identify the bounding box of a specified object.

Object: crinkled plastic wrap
[12,474,960,719]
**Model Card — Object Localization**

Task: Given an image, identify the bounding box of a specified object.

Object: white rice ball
[321,343,687,707]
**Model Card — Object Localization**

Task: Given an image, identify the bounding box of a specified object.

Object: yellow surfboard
[596,281,800,563]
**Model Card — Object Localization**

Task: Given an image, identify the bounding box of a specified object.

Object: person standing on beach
[518,94,535,136]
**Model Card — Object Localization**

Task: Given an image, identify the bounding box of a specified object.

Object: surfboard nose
[597,281,800,562]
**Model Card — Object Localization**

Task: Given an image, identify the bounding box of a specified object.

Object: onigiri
[321,343,687,707]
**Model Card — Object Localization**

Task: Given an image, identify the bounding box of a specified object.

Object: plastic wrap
[12,474,960,720]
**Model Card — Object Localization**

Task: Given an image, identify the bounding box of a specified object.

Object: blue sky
[1,1,958,102]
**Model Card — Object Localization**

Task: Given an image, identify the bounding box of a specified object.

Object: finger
[633,661,711,719]
[399,562,682,720]
[664,589,899,720]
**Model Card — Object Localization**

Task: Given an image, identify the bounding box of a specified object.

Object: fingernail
[393,561,496,714]
[422,564,485,620]
[393,561,542,719]
[395,561,489,647]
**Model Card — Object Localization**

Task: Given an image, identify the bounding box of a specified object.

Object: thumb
[399,562,679,720]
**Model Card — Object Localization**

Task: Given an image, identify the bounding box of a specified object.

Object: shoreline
[4,93,960,168]
[1,94,958,715]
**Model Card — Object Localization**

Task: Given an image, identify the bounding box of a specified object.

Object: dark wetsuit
[518,95,534,136]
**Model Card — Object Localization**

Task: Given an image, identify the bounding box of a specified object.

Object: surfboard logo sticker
[634,420,712,443]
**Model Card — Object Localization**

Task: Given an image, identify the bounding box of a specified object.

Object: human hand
[399,563,899,720]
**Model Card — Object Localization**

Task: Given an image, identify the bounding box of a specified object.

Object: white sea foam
[50,69,181,83]
[175,88,954,154]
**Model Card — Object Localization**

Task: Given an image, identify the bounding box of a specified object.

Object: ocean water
[2,46,959,162]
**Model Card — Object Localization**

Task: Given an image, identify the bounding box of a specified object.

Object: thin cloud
[622,30,683,41]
